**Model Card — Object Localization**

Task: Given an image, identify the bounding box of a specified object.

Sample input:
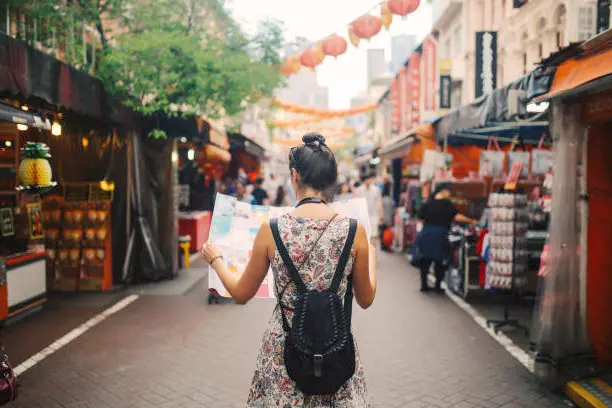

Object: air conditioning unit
[508,89,528,118]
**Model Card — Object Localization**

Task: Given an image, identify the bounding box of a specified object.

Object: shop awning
[434,69,554,143]
[448,121,551,147]
[228,132,265,159]
[533,32,612,102]
[0,101,51,129]
[379,124,434,160]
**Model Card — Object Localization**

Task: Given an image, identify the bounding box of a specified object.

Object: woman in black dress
[413,183,478,292]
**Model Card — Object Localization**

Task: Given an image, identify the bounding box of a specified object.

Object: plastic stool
[179,235,192,268]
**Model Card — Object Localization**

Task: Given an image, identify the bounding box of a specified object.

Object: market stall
[227,132,265,180]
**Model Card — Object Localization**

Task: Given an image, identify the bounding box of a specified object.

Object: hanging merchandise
[479,137,505,178]
[531,133,553,175]
[387,0,421,16]
[380,3,393,29]
[322,34,348,58]
[507,151,530,178]
[17,142,57,194]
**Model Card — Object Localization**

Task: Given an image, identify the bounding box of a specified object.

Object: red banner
[390,77,400,134]
[407,53,421,126]
[422,37,436,111]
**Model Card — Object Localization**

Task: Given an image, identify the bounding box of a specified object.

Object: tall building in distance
[390,34,417,73]
[367,49,388,84]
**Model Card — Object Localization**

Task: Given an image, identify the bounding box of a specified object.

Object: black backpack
[270,217,358,396]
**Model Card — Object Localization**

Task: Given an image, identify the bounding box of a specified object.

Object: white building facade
[434,0,606,110]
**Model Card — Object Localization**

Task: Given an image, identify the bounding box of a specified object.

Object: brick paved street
[6,253,570,408]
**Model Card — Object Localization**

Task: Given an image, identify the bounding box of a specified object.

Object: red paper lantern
[351,15,382,40]
[300,45,325,70]
[322,34,348,58]
[387,0,420,16]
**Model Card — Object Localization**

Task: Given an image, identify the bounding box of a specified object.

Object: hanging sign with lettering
[475,31,498,98]
[440,75,452,109]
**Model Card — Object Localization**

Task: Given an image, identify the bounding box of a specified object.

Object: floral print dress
[247,214,369,408]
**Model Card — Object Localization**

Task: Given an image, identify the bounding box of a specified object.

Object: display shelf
[485,191,530,335]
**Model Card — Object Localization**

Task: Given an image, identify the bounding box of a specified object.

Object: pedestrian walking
[335,181,353,201]
[380,182,395,252]
[412,182,478,292]
[273,185,288,206]
[252,178,269,206]
[201,133,376,407]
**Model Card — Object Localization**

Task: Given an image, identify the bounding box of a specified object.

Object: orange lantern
[322,34,348,59]
[348,25,361,47]
[300,45,325,70]
[381,3,393,30]
[280,57,300,76]
[387,0,420,16]
[351,15,382,40]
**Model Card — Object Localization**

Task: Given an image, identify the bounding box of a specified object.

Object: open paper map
[207,193,371,299]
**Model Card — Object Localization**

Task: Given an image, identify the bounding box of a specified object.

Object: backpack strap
[330,219,358,330]
[270,218,307,293]
[330,218,358,292]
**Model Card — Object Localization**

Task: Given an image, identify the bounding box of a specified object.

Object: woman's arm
[352,224,377,309]
[201,223,272,304]
[454,213,478,225]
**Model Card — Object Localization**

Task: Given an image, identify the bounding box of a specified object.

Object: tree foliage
[10,0,285,138]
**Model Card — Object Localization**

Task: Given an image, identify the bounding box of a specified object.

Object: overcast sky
[226,0,433,109]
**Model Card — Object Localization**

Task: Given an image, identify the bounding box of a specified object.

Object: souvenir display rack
[43,182,114,292]
[485,190,530,335]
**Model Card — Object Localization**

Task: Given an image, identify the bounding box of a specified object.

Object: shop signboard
[391,77,401,134]
[0,208,14,237]
[475,31,498,98]
[399,67,408,133]
[440,75,452,109]
[422,37,437,111]
[597,0,611,34]
[26,203,43,239]
[408,52,421,126]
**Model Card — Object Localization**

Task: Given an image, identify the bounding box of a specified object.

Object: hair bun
[302,133,326,146]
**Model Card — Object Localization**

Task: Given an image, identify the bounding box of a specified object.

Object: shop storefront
[227,132,265,181]
[528,31,612,400]
[0,101,51,321]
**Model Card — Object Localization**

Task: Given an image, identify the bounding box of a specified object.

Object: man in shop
[251,178,269,206]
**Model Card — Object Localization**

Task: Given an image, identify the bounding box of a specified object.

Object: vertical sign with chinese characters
[597,0,611,34]
[390,77,401,135]
[399,67,408,133]
[408,53,421,126]
[475,31,497,98]
[439,75,452,109]
[422,37,437,112]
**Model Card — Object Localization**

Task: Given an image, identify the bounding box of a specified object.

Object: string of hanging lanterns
[279,0,421,75]
[270,99,377,117]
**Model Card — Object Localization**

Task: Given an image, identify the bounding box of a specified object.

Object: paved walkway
[7,253,569,407]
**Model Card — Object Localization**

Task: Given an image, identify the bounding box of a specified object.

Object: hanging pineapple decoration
[17,142,57,194]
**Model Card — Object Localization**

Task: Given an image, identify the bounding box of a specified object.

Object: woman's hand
[201,242,223,265]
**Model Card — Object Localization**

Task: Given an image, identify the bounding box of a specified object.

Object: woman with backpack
[201,133,376,407]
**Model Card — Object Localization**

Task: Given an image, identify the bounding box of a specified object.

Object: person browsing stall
[413,182,478,292]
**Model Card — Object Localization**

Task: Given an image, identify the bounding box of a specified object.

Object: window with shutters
[578,6,595,41]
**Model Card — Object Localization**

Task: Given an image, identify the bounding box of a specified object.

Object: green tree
[10,0,285,138]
